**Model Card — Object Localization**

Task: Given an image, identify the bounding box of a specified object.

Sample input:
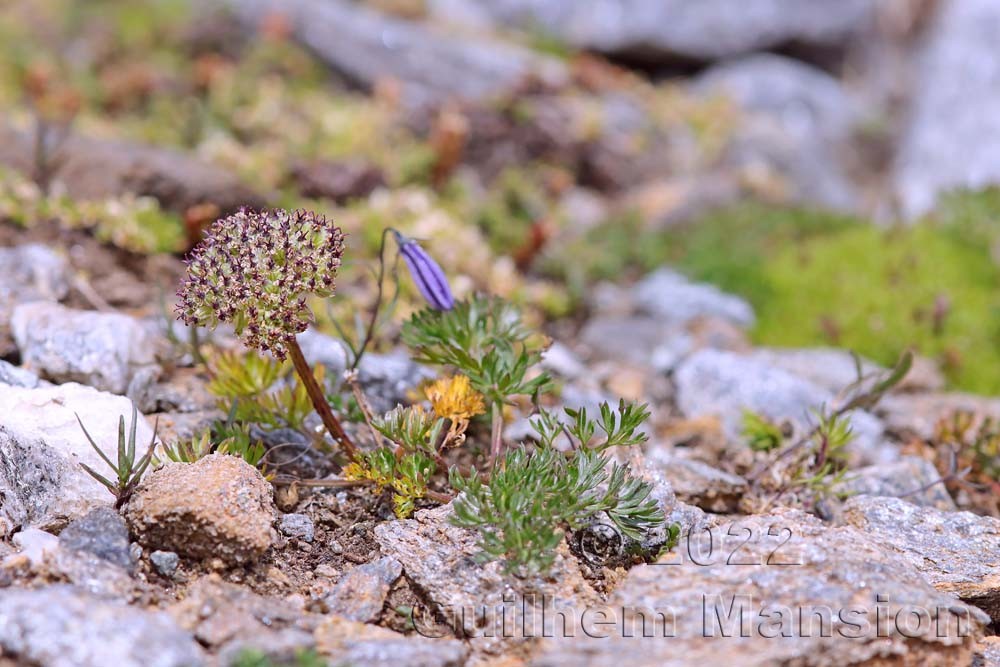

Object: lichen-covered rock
[58,507,135,571]
[12,302,161,395]
[533,509,988,667]
[325,556,402,622]
[314,615,468,667]
[170,575,317,659]
[0,382,156,535]
[644,454,748,513]
[0,585,205,667]
[841,495,1000,622]
[836,457,955,511]
[374,503,598,657]
[125,454,276,565]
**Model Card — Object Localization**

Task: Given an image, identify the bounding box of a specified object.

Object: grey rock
[644,453,748,513]
[151,550,180,577]
[540,341,586,379]
[358,349,435,413]
[694,54,860,211]
[895,0,1000,218]
[169,576,318,652]
[431,0,876,62]
[750,346,884,392]
[314,615,467,667]
[877,392,1000,440]
[977,638,1000,667]
[279,513,315,543]
[12,302,161,395]
[0,359,44,388]
[0,123,261,215]
[837,456,955,511]
[125,454,277,565]
[59,507,135,571]
[533,509,988,666]
[674,349,891,464]
[296,328,348,378]
[696,54,861,143]
[749,347,944,394]
[46,546,138,599]
[325,556,402,622]
[842,495,1000,622]
[375,503,598,656]
[0,243,69,321]
[10,527,59,567]
[0,585,205,667]
[633,268,755,329]
[580,315,688,370]
[0,382,156,535]
[223,0,567,107]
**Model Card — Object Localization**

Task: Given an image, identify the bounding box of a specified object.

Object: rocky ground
[1,1,1000,667]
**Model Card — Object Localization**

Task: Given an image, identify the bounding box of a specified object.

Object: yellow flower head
[425,374,486,422]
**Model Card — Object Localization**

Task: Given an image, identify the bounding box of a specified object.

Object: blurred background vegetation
[2,0,999,392]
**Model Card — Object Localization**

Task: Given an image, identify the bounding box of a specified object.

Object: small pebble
[328,539,344,555]
[279,513,315,543]
[150,550,179,577]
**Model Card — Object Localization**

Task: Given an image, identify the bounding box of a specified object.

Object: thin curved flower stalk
[175,208,357,459]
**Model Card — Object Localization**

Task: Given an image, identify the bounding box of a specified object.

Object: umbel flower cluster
[176,208,345,359]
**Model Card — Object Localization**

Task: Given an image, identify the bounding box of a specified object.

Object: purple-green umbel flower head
[394,231,454,311]
[176,208,345,359]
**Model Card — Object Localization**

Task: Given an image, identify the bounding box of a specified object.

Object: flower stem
[286,338,358,461]
[489,401,503,469]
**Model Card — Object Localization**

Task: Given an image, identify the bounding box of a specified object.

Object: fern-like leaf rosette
[176,208,345,359]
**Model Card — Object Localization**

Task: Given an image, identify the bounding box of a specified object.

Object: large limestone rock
[0,382,155,535]
[429,0,877,62]
[674,349,890,464]
[532,509,988,666]
[12,302,161,395]
[842,495,1000,622]
[693,54,861,211]
[222,0,567,107]
[0,585,205,667]
[894,0,1000,218]
[0,243,69,356]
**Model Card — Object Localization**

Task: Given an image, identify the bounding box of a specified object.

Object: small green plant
[402,295,553,462]
[792,408,854,498]
[76,405,157,509]
[741,409,786,453]
[748,351,912,513]
[345,447,438,518]
[207,349,285,400]
[160,423,267,470]
[450,440,664,577]
[230,648,325,667]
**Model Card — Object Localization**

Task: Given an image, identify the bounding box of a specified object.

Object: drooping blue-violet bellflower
[394,231,454,310]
